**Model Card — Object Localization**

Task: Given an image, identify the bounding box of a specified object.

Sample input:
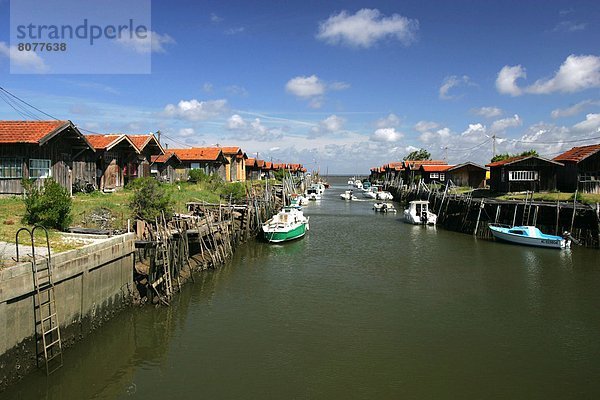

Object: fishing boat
[289,193,308,206]
[305,188,321,201]
[403,200,437,225]
[340,190,358,201]
[376,190,393,200]
[488,224,570,249]
[310,183,325,195]
[262,207,309,243]
[373,202,396,213]
[354,179,363,189]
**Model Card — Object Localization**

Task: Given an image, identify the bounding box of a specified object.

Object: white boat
[340,190,358,201]
[347,176,356,186]
[310,183,325,195]
[354,179,363,189]
[488,224,570,249]
[376,191,393,200]
[262,207,309,243]
[373,202,396,213]
[305,188,321,201]
[403,200,437,225]
[290,193,308,206]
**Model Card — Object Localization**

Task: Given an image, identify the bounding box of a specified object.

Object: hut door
[58,153,73,195]
[104,151,119,189]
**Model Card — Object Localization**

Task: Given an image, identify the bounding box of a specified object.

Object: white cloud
[572,113,600,133]
[202,82,214,93]
[163,99,228,121]
[497,55,600,96]
[527,55,600,94]
[178,128,196,137]
[551,100,600,119]
[210,13,223,23]
[226,114,247,130]
[329,81,351,91]
[496,65,526,96]
[490,114,522,133]
[439,75,474,100]
[225,85,248,96]
[225,27,245,35]
[285,75,325,97]
[414,120,440,133]
[117,31,175,54]
[308,97,324,109]
[375,113,400,128]
[370,127,403,142]
[310,114,346,136]
[553,21,586,32]
[471,106,503,118]
[316,8,419,48]
[0,41,48,72]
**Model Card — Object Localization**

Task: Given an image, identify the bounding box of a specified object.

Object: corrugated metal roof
[553,144,600,163]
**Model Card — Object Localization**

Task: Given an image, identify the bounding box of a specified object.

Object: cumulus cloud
[439,75,474,99]
[178,128,196,137]
[117,31,175,54]
[490,114,522,133]
[471,106,503,118]
[553,20,586,32]
[210,13,223,23]
[370,127,403,142]
[0,41,48,72]
[375,113,400,128]
[316,8,419,48]
[414,120,440,133]
[496,65,526,96]
[225,85,248,97]
[163,99,228,121]
[202,82,214,93]
[497,55,600,96]
[225,27,245,35]
[286,75,325,98]
[285,75,349,108]
[551,100,600,119]
[310,114,346,136]
[225,114,285,141]
[572,113,600,133]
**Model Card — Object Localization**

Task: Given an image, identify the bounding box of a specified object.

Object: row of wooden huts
[370,145,600,194]
[0,120,305,195]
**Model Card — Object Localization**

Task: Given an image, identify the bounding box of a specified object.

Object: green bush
[22,178,73,230]
[220,182,247,201]
[128,177,173,223]
[188,169,208,183]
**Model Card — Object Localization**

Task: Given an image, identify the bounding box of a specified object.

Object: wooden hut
[220,147,247,182]
[86,134,142,191]
[554,144,600,193]
[150,152,182,183]
[486,155,563,193]
[0,120,94,195]
[419,164,453,184]
[171,148,229,180]
[127,134,165,178]
[446,162,488,188]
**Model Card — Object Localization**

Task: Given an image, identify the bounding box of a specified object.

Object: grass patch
[496,192,600,205]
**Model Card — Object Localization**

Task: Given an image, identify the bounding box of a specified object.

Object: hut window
[430,172,439,179]
[190,162,201,169]
[0,157,23,178]
[439,173,445,181]
[509,170,537,181]
[29,159,52,179]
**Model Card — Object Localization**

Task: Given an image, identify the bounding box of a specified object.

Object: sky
[0,0,599,174]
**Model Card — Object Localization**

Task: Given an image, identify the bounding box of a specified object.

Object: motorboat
[305,188,321,201]
[289,193,308,206]
[373,202,396,213]
[403,200,437,225]
[347,176,356,186]
[362,181,371,190]
[262,207,309,243]
[488,224,570,249]
[376,190,393,200]
[310,183,325,195]
[340,190,358,201]
[354,179,363,189]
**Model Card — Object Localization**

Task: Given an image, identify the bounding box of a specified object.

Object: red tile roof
[421,165,454,172]
[151,152,181,163]
[403,160,447,169]
[255,159,265,168]
[220,146,243,155]
[0,120,70,144]
[171,147,224,162]
[486,155,563,167]
[246,157,256,167]
[553,144,600,163]
[86,134,138,152]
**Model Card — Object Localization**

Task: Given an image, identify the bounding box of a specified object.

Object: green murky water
[5,176,600,399]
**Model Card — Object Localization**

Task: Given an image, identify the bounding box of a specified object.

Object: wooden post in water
[570,189,578,233]
[555,200,560,235]
[512,204,518,227]
[495,205,501,223]
[474,199,485,236]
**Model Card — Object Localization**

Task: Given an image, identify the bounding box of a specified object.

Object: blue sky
[1,0,599,173]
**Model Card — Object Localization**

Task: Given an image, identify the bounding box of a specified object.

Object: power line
[160,132,193,148]
[0,86,61,120]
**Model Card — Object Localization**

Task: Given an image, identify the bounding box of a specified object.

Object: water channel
[5,176,600,399]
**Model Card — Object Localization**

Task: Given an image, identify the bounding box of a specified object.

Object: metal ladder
[15,226,63,375]
[522,191,534,225]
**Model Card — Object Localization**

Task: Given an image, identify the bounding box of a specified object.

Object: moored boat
[262,207,310,243]
[373,202,396,213]
[403,200,437,225]
[488,224,570,249]
[340,190,357,201]
[305,188,321,201]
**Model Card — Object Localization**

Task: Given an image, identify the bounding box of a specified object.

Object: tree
[403,148,431,161]
[128,178,173,223]
[490,149,538,163]
[22,178,73,230]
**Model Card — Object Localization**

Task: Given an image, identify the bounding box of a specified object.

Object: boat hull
[263,222,308,243]
[489,226,569,249]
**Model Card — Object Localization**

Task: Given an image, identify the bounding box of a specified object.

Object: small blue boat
[488,224,570,249]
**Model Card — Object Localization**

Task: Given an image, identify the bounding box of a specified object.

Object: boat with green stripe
[262,207,309,243]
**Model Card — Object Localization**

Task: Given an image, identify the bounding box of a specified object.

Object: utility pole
[443,146,448,161]
[156,130,161,146]
[492,133,496,158]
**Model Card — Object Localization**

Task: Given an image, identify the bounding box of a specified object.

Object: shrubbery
[22,178,73,230]
[220,182,247,201]
[128,177,173,223]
